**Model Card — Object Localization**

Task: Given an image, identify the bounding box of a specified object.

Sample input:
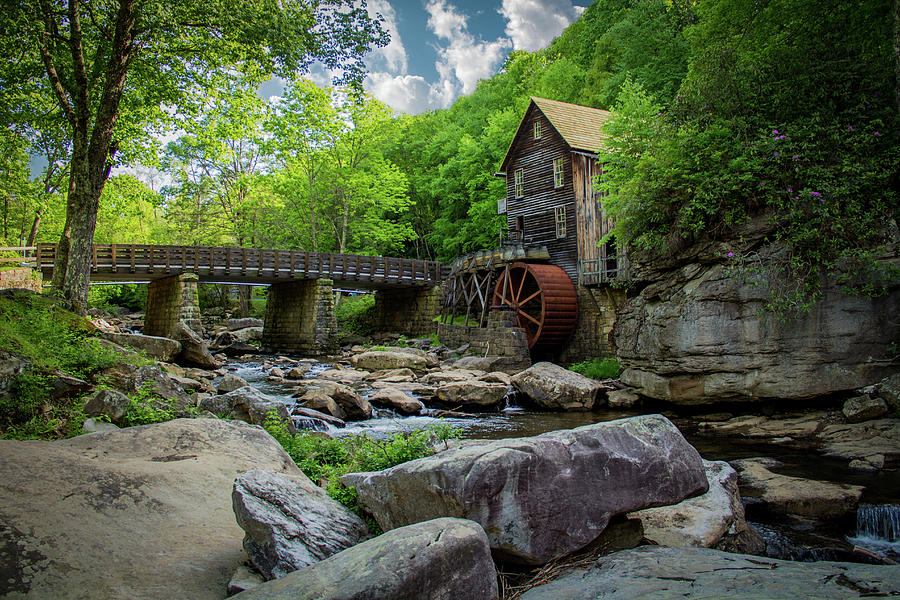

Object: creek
[226,357,900,564]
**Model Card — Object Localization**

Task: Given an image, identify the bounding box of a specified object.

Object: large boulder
[434,380,508,411]
[174,321,221,369]
[732,457,863,520]
[226,317,264,331]
[350,350,429,372]
[231,518,498,600]
[103,332,181,362]
[0,418,299,600]
[368,388,424,415]
[232,469,370,580]
[614,227,900,404]
[310,382,372,421]
[629,460,764,554]
[223,386,297,434]
[517,546,900,600]
[343,414,708,565]
[298,389,346,420]
[217,372,250,394]
[511,361,606,411]
[842,395,889,422]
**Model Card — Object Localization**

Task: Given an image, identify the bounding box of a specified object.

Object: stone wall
[438,310,530,361]
[144,273,201,337]
[558,285,626,364]
[0,268,41,292]
[614,232,900,405]
[373,286,442,337]
[261,278,338,356]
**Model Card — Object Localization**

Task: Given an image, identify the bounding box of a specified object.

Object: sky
[343,0,586,114]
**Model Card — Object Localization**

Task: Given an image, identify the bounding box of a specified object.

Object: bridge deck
[35,243,446,288]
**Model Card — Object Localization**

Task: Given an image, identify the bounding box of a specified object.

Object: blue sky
[357,0,587,114]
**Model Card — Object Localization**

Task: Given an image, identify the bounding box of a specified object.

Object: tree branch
[37,2,76,127]
[68,0,91,118]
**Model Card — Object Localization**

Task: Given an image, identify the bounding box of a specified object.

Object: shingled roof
[500,97,612,172]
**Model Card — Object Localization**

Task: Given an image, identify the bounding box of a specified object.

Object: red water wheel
[492,262,577,351]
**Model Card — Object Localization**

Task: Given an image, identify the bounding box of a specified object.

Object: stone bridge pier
[373,287,442,338]
[143,273,201,337]
[261,279,339,355]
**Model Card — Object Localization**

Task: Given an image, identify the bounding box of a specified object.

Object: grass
[568,357,621,380]
[0,291,121,439]
[263,412,460,526]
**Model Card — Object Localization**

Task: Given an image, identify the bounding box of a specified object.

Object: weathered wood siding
[505,105,579,281]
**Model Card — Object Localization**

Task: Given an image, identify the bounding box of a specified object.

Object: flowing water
[224,357,900,563]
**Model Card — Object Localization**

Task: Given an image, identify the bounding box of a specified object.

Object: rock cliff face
[613,217,900,404]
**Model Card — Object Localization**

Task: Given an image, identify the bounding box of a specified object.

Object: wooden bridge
[34,243,446,288]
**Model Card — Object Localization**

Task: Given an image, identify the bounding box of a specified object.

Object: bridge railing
[35,243,445,286]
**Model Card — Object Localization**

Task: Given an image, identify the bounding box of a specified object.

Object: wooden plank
[165,246,171,273]
[91,245,98,272]
[273,250,279,277]
[241,248,247,276]
[289,251,295,276]
[225,247,231,275]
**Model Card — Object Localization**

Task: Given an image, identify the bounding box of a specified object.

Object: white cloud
[365,72,447,114]
[366,0,408,74]
[499,0,582,51]
[426,0,510,95]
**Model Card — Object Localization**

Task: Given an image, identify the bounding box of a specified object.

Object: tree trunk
[894,0,900,114]
[26,209,42,248]
[238,285,251,318]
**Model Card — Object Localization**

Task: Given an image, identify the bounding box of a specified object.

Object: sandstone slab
[518,546,900,600]
[350,351,429,372]
[231,518,498,600]
[368,387,424,415]
[434,380,508,411]
[0,418,298,600]
[344,414,707,565]
[103,332,181,361]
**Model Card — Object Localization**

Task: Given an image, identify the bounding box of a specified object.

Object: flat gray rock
[344,414,707,565]
[231,518,498,600]
[0,418,299,600]
[518,546,900,599]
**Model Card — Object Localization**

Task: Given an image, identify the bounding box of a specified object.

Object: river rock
[284,365,309,380]
[732,457,863,520]
[103,332,182,361]
[232,469,370,580]
[614,228,900,404]
[83,389,132,425]
[369,367,418,382]
[230,518,498,600]
[452,355,531,374]
[350,350,429,372]
[313,382,373,421]
[227,317,264,331]
[217,373,250,393]
[511,361,605,411]
[629,460,764,554]
[343,414,708,565]
[817,418,900,463]
[318,367,369,382]
[0,418,299,600]
[517,545,900,600]
[224,387,297,434]
[82,417,120,433]
[299,390,346,420]
[227,565,265,596]
[107,363,192,410]
[477,371,512,385]
[291,406,346,430]
[421,369,484,385]
[368,388,424,415]
[174,321,221,369]
[842,395,889,422]
[607,389,640,409]
[434,380,508,411]
[875,373,900,412]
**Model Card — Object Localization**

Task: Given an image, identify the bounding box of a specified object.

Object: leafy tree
[2,0,387,313]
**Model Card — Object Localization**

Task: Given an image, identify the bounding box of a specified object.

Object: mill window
[514,168,524,198]
[553,157,564,188]
[534,121,541,139]
[555,206,566,238]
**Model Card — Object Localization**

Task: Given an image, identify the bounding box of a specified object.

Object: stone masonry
[438,310,530,360]
[144,273,202,337]
[558,285,626,363]
[373,286,442,338]
[0,268,41,292]
[261,278,338,356]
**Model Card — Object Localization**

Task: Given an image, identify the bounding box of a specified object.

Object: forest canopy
[2,0,897,313]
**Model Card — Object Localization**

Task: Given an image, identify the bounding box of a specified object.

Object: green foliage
[88,284,147,312]
[1,375,88,440]
[119,384,178,427]
[263,412,461,516]
[334,294,376,336]
[568,357,621,380]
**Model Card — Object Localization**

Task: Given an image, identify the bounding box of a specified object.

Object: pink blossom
[727,252,733,258]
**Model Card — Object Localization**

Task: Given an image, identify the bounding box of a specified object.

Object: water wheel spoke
[514,271,527,302]
[519,289,542,306]
[517,310,541,327]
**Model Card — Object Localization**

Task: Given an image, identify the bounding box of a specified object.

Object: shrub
[568,357,621,380]
[119,383,178,427]
[334,294,376,336]
[263,412,461,519]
